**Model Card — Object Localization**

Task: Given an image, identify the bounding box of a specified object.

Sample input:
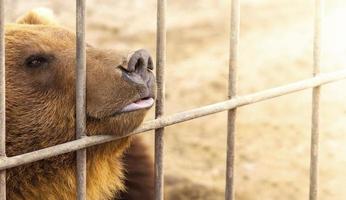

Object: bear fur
[5,9,154,200]
[118,137,154,200]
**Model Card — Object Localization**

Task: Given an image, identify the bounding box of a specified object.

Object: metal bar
[0,69,345,171]
[155,0,166,199]
[0,0,5,199]
[309,0,323,199]
[76,0,87,199]
[225,0,240,199]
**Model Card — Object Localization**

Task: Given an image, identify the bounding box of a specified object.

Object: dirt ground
[6,0,346,199]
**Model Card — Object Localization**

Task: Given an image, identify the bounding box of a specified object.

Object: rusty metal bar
[155,0,166,199]
[309,0,323,199]
[0,0,5,199]
[225,0,240,199]
[0,69,345,171]
[76,0,87,199]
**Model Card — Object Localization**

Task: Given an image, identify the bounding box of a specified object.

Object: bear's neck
[7,137,132,200]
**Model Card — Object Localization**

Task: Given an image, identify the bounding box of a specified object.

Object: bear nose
[121,49,154,88]
[123,49,154,86]
[127,49,154,74]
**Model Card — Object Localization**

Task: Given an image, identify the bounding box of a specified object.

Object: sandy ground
[6,0,346,199]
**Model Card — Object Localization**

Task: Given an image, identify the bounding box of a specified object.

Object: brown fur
[6,10,155,200]
[117,137,154,200]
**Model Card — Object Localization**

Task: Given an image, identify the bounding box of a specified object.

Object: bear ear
[16,8,58,25]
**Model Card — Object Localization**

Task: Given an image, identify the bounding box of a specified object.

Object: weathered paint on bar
[0,69,345,172]
[0,0,5,199]
[76,0,87,199]
[155,0,166,199]
[225,0,240,199]
[309,0,323,200]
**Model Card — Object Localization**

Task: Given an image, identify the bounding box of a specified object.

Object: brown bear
[5,9,155,200]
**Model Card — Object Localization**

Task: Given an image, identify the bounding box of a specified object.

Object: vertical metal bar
[309,0,323,200]
[155,0,166,199]
[0,0,5,199]
[76,0,87,199]
[225,0,239,200]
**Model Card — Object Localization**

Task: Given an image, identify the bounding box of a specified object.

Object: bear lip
[88,97,154,119]
[119,97,154,113]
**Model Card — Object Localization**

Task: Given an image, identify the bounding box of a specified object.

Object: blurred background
[5,0,346,199]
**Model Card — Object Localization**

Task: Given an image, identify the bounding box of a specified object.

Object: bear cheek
[24,64,62,92]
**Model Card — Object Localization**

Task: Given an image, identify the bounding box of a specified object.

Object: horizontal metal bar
[0,69,346,170]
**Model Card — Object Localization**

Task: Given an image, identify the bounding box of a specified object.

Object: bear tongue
[121,98,154,113]
[133,98,154,107]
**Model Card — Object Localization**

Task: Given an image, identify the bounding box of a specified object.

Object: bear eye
[25,55,50,68]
